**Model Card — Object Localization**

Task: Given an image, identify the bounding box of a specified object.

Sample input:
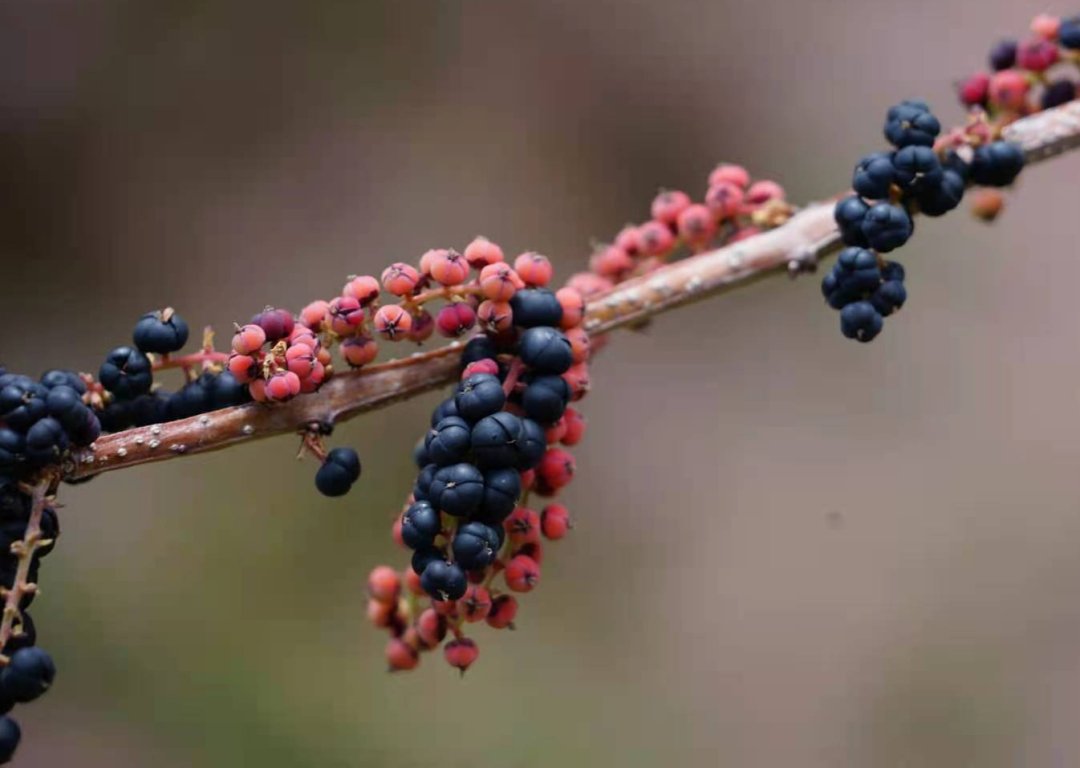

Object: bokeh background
[1,1,1079,766]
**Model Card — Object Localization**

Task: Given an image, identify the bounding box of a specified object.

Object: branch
[67,101,1080,481]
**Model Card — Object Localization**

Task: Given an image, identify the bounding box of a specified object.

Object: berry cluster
[829,99,1024,341]
[365,239,589,673]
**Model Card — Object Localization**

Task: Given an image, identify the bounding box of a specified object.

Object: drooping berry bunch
[829,98,1024,341]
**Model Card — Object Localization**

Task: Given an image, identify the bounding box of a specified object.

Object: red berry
[404,568,424,596]
[1017,37,1058,71]
[343,275,381,306]
[745,180,785,206]
[479,263,522,301]
[299,362,327,394]
[266,370,302,401]
[432,598,458,618]
[341,336,378,367]
[367,598,394,628]
[590,245,635,279]
[537,448,575,491]
[429,249,470,286]
[504,554,540,592]
[386,638,419,671]
[299,300,330,330]
[458,585,492,622]
[650,189,692,225]
[566,272,613,297]
[638,220,676,256]
[407,309,435,343]
[464,236,505,268]
[289,325,319,348]
[443,637,479,673]
[1031,13,1060,40]
[561,407,585,445]
[381,263,422,296]
[285,343,315,378]
[514,540,544,566]
[545,418,567,444]
[514,252,554,287]
[248,378,268,402]
[486,594,518,629]
[989,70,1030,110]
[520,469,536,491]
[253,308,294,341]
[705,181,744,220]
[541,503,571,540]
[970,188,1005,221]
[415,608,447,648]
[504,506,541,545]
[368,565,400,604]
[477,300,513,333]
[462,358,499,379]
[613,224,642,255]
[958,72,991,107]
[708,163,750,189]
[676,203,716,247]
[373,305,413,340]
[392,514,405,548]
[556,287,585,329]
[329,296,365,336]
[564,327,590,365]
[436,303,477,338]
[231,324,267,355]
[227,353,258,384]
[562,362,590,401]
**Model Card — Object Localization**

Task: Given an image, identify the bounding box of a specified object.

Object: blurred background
[1,1,1078,765]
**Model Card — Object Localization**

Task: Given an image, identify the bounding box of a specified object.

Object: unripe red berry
[708,163,750,189]
[566,272,613,297]
[676,203,717,247]
[248,378,268,402]
[514,540,544,566]
[514,252,554,287]
[289,326,319,349]
[562,362,590,401]
[541,503,571,540]
[329,296,365,336]
[504,554,540,592]
[299,300,330,330]
[265,370,301,401]
[462,358,499,379]
[341,336,378,367]
[373,305,413,340]
[432,598,458,618]
[537,448,575,491]
[464,236,505,268]
[705,181,745,220]
[561,406,585,445]
[958,72,991,107]
[545,417,567,444]
[285,343,316,378]
[970,188,1005,221]
[232,324,267,355]
[301,362,328,393]
[479,263,522,302]
[564,327,590,364]
[745,180,785,205]
[436,303,477,337]
[367,598,394,628]
[638,220,676,256]
[404,568,424,596]
[443,637,479,673]
[368,565,401,604]
[381,263,422,296]
[458,584,492,622]
[343,275,381,306]
[253,308,294,341]
[416,608,447,648]
[1031,13,1060,40]
[590,245,635,279]
[227,353,258,383]
[486,594,518,629]
[386,638,419,671]
[1017,37,1058,71]
[650,189,692,225]
[407,309,435,343]
[504,506,541,545]
[556,287,585,329]
[520,468,536,491]
[429,249,470,286]
[392,514,405,548]
[614,224,642,255]
[989,70,1030,110]
[477,300,513,333]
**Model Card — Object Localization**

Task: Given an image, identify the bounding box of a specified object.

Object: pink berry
[486,594,518,629]
[561,407,586,446]
[462,358,500,379]
[435,303,477,337]
[265,370,301,402]
[328,296,365,336]
[386,638,419,672]
[252,308,294,341]
[341,336,378,367]
[564,327,590,365]
[404,568,424,596]
[443,637,479,673]
[299,362,327,394]
[566,272,613,297]
[708,163,750,189]
[537,448,575,491]
[514,252,554,287]
[458,585,492,623]
[545,418,567,444]
[429,249,470,286]
[556,287,585,329]
[248,379,268,403]
[1031,13,1060,40]
[1017,37,1058,72]
[407,309,435,343]
[589,245,634,279]
[705,181,745,220]
[227,353,258,383]
[638,220,676,256]
[463,236,505,268]
[650,189,692,226]
[745,180,785,205]
[289,326,319,349]
[541,503,571,540]
[367,598,394,628]
[373,305,413,340]
[381,263,422,296]
[415,608,447,648]
[477,300,514,333]
[676,203,717,247]
[479,263,523,302]
[504,555,540,593]
[368,565,401,604]
[958,72,991,107]
[299,300,330,330]
[504,506,541,546]
[613,224,642,255]
[231,324,267,355]
[343,275,381,306]
[989,70,1030,110]
[285,343,315,378]
[562,362,590,401]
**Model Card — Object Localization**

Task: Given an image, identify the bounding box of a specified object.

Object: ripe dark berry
[315,447,361,497]
[0,716,19,763]
[251,307,294,342]
[0,430,22,470]
[39,369,85,393]
[1041,80,1077,110]
[870,277,907,317]
[99,346,153,400]
[413,463,437,502]
[444,637,480,673]
[455,374,506,422]
[411,545,445,577]
[469,412,525,469]
[969,141,1025,187]
[209,371,250,409]
[1061,17,1080,48]
[517,418,547,470]
[834,195,871,248]
[486,594,518,629]
[917,169,965,217]
[401,500,442,549]
[452,521,501,570]
[167,379,211,419]
[426,416,472,466]
[133,309,189,354]
[428,462,485,517]
[521,375,570,424]
[477,467,522,524]
[883,100,940,148]
[821,247,882,310]
[860,203,913,253]
[504,554,540,592]
[460,336,499,370]
[25,417,67,464]
[509,288,563,328]
[892,145,943,191]
[989,39,1017,70]
[430,397,460,428]
[852,152,896,199]
[518,327,573,374]
[0,646,55,703]
[420,559,468,601]
[839,301,884,343]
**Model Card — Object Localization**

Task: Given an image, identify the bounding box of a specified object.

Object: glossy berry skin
[509,289,563,329]
[99,347,153,400]
[704,181,744,220]
[411,545,445,577]
[401,500,442,549]
[343,275,380,306]
[504,506,540,545]
[541,503,571,540]
[917,170,965,217]
[265,370,301,401]
[1042,80,1077,110]
[852,152,895,199]
[133,309,189,354]
[460,336,499,371]
[39,369,85,393]
[416,608,448,647]
[1061,18,1080,48]
[429,463,485,517]
[834,195,871,248]
[883,101,939,148]
[892,145,943,191]
[839,301,884,343]
[821,247,881,310]
[870,277,907,317]
[477,468,521,524]
[0,716,19,763]
[504,554,540,592]
[517,418,547,470]
[860,203,913,253]
[455,374,506,422]
[25,417,67,464]
[469,412,525,469]
[522,375,570,424]
[252,308,294,342]
[486,594,518,629]
[989,39,1017,70]
[421,559,467,601]
[461,359,499,379]
[970,141,1025,187]
[341,336,378,368]
[426,416,472,466]
[555,287,585,330]
[430,397,460,428]
[676,203,716,246]
[444,638,480,672]
[1,647,55,703]
[518,327,573,374]
[536,448,575,492]
[315,447,361,497]
[452,521,501,570]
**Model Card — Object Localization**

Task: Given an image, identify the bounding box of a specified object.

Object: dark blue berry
[400,500,442,549]
[884,101,940,148]
[208,371,250,409]
[425,416,472,466]
[127,392,170,427]
[509,288,563,328]
[412,437,430,470]
[870,279,907,317]
[167,380,211,420]
[941,149,971,181]
[420,559,467,601]
[852,152,896,199]
[428,462,485,517]
[917,169,965,217]
[452,521,501,570]
[39,369,85,394]
[24,417,67,465]
[314,448,360,497]
[518,327,573,374]
[133,309,189,354]
[834,195,871,248]
[476,468,521,524]
[454,374,506,422]
[460,335,499,370]
[0,384,46,433]
[821,247,882,310]
[0,646,55,703]
[469,412,524,469]
[969,141,1024,187]
[99,346,153,400]
[521,375,570,424]
[860,203,913,252]
[430,397,460,428]
[839,301,884,342]
[411,545,445,576]
[413,463,437,502]
[517,418,547,471]
[0,716,19,763]
[0,431,23,472]
[1062,18,1080,49]
[892,145,943,191]
[1041,80,1077,110]
[989,39,1018,70]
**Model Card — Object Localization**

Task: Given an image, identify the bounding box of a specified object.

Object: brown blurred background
[2,1,1079,766]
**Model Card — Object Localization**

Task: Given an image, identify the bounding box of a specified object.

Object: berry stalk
[0,473,57,661]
